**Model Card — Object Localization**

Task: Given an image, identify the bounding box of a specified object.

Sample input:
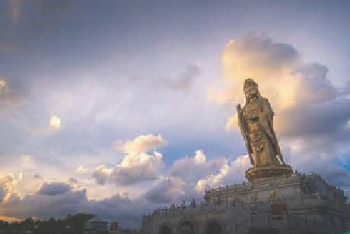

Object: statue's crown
[244,78,258,90]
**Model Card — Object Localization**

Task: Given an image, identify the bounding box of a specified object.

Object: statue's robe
[242,97,282,167]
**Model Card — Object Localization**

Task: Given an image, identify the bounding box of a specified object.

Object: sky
[0,0,350,228]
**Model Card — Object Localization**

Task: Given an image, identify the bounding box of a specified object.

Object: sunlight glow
[50,116,61,130]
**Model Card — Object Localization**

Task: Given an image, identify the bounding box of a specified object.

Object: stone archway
[178,220,196,234]
[158,223,172,234]
[204,220,224,234]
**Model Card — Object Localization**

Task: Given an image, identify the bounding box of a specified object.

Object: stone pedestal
[245,164,293,182]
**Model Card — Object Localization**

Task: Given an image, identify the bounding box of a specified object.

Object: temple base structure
[245,164,293,182]
[141,172,350,234]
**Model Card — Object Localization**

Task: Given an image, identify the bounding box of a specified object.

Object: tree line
[0,213,95,234]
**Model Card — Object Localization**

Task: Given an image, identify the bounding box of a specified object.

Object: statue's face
[244,86,259,100]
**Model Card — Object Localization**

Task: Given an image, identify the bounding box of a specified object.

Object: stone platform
[245,164,293,182]
[141,172,350,234]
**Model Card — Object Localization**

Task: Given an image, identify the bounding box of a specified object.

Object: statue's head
[244,78,260,101]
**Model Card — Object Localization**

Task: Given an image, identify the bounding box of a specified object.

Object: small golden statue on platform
[237,78,292,181]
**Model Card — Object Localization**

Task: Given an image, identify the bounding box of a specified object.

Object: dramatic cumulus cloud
[1,31,350,229]
[90,143,251,206]
[211,35,350,155]
[112,134,166,155]
[142,150,250,205]
[170,150,225,184]
[196,154,250,192]
[93,134,165,186]
[207,35,350,200]
[0,151,250,227]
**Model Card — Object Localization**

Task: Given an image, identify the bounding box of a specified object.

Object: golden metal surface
[237,79,292,181]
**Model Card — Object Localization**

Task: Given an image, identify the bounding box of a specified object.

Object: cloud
[50,116,61,131]
[0,182,147,228]
[93,134,165,186]
[38,182,71,196]
[209,35,299,107]
[289,150,350,196]
[209,35,350,199]
[223,36,299,81]
[112,134,166,155]
[141,151,251,204]
[33,173,42,179]
[93,151,164,186]
[91,148,245,205]
[0,184,8,202]
[170,150,225,184]
[75,165,89,174]
[0,183,88,221]
[278,100,350,139]
[212,35,350,154]
[225,113,239,131]
[0,173,23,203]
[194,150,206,164]
[111,151,163,186]
[196,154,250,192]
[87,195,148,228]
[92,165,113,185]
[0,77,28,107]
[143,177,185,204]
[161,64,201,91]
[19,154,34,167]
